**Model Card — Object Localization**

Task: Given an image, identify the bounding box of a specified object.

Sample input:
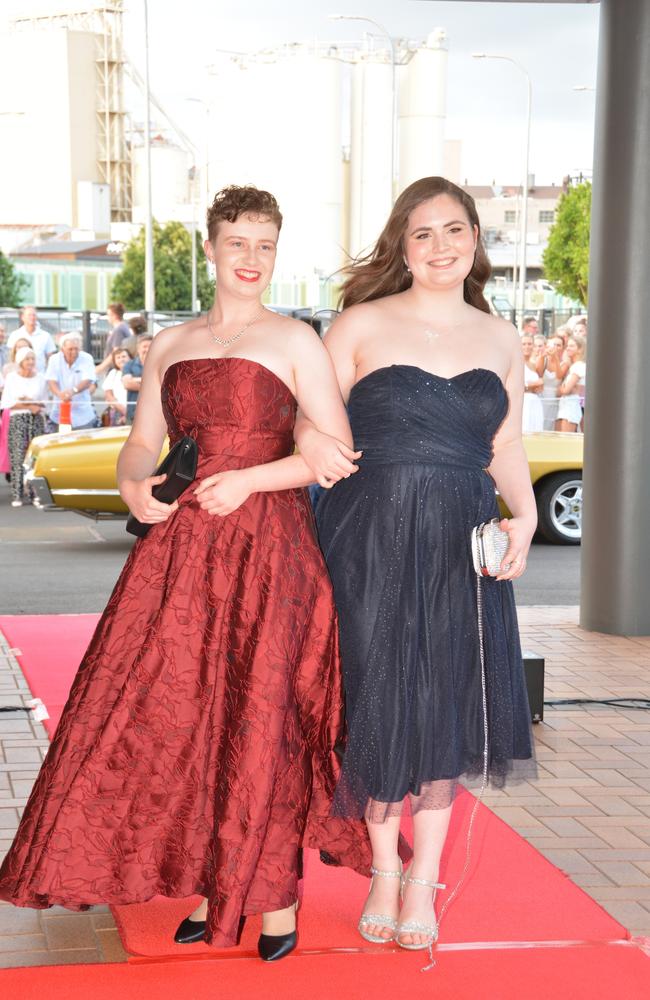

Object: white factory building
[149,32,456,294]
[0,5,565,311]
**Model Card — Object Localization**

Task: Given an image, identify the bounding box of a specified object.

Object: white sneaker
[11,500,22,507]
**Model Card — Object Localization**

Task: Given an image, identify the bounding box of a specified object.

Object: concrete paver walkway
[485,607,650,938]
[0,606,649,968]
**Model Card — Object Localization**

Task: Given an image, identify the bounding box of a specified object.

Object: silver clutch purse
[471,518,510,577]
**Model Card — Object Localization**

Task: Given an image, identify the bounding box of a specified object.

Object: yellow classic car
[23,426,584,544]
[24,426,149,518]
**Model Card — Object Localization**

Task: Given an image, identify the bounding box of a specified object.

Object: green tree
[542,181,591,305]
[111,220,214,311]
[0,250,27,307]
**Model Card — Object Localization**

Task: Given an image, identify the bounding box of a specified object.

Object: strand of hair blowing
[340,177,492,314]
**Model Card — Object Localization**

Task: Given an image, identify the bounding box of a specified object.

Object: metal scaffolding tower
[13,3,131,222]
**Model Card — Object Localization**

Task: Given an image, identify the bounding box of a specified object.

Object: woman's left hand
[194,469,252,516]
[496,516,536,581]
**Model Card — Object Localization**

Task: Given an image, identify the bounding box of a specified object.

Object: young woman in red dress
[0,186,372,961]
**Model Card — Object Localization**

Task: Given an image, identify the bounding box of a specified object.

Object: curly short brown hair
[206,185,283,242]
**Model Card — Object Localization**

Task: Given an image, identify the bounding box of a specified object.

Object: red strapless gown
[0,357,373,946]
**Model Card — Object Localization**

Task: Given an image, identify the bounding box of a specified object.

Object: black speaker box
[522,650,545,723]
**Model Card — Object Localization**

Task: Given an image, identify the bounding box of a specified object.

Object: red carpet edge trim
[125,935,650,966]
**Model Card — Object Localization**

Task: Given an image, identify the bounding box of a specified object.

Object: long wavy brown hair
[340,177,491,313]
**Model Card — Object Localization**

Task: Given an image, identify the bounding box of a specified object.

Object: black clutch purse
[126,435,198,538]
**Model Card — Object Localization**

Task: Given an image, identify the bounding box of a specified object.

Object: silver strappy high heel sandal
[358,864,402,944]
[396,873,446,951]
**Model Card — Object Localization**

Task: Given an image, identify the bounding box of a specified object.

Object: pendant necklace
[423,321,462,344]
[207,307,266,347]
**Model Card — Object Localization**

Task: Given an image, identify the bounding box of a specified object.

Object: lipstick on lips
[428,257,457,269]
[235,268,261,283]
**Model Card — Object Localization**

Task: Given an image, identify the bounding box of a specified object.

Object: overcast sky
[8,1,600,185]
[129,0,599,185]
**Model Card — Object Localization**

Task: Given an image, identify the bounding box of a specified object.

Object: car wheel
[535,472,582,545]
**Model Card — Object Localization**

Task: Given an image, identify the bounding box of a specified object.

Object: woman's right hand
[119,474,179,523]
[297,426,361,488]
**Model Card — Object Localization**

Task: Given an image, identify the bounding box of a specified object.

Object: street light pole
[520,69,532,330]
[473,53,532,331]
[330,13,398,201]
[142,0,155,329]
[184,96,211,312]
[189,166,197,313]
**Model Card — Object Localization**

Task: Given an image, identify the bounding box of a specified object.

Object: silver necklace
[423,322,463,343]
[207,307,265,347]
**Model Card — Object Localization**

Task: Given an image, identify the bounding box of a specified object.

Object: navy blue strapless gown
[316,365,534,820]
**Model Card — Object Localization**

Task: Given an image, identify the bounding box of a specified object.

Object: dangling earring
[403,257,411,274]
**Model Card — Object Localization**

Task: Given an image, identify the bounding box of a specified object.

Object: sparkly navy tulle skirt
[316,365,535,821]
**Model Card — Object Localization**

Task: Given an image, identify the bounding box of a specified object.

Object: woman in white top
[531,332,546,367]
[556,335,586,432]
[536,332,570,430]
[0,347,48,506]
[2,336,33,378]
[0,368,9,481]
[521,334,544,433]
[101,346,130,425]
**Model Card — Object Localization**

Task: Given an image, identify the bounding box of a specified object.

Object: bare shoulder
[275,315,327,361]
[270,312,314,338]
[343,298,387,325]
[473,307,519,347]
[324,299,383,346]
[147,317,203,367]
[148,320,186,350]
[269,312,318,343]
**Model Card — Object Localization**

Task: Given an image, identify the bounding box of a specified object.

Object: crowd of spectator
[520,314,587,434]
[0,304,588,507]
[0,304,150,507]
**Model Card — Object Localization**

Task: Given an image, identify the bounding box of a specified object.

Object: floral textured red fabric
[0,357,373,946]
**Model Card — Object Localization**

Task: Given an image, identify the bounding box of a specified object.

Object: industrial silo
[349,53,393,259]
[207,46,345,293]
[132,139,191,224]
[398,30,448,192]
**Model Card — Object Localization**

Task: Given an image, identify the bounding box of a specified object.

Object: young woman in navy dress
[297,177,536,952]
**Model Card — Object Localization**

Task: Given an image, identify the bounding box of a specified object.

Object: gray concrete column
[580,0,650,635]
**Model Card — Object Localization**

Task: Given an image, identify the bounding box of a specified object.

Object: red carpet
[1,613,649,998]
[2,943,650,1000]
[0,613,100,736]
[111,798,623,958]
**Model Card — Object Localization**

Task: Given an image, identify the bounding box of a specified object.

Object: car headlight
[22,452,35,474]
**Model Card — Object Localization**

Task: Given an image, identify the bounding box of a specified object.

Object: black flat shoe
[174,915,206,944]
[257,929,297,962]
